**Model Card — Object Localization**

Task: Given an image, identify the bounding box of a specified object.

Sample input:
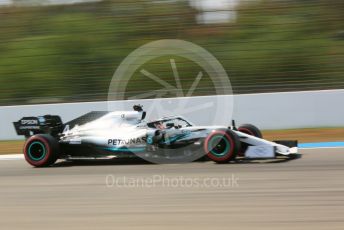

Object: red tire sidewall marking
[204,130,235,162]
[24,136,51,166]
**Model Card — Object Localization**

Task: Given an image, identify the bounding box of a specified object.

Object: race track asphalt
[0,149,343,230]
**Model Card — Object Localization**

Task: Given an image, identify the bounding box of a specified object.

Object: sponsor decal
[19,126,40,130]
[245,145,275,158]
[21,119,38,125]
[108,137,147,145]
[253,146,268,156]
[146,136,153,145]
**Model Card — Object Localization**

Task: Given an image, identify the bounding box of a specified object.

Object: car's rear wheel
[204,129,240,163]
[23,134,60,167]
[238,124,262,156]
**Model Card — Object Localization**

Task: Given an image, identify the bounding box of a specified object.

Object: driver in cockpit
[154,121,165,130]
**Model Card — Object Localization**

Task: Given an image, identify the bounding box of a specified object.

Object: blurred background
[0,0,343,105]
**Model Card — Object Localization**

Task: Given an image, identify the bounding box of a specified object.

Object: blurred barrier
[1,89,343,140]
[0,0,343,105]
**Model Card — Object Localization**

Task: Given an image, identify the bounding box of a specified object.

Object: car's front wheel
[23,134,60,167]
[204,129,240,163]
[238,124,262,156]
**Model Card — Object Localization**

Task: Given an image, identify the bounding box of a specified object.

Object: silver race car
[13,105,299,167]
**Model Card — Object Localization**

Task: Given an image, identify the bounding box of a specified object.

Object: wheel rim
[208,135,230,157]
[28,141,46,161]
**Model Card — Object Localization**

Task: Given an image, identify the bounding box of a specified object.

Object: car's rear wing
[13,115,63,138]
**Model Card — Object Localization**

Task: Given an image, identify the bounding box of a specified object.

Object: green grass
[0,140,24,155]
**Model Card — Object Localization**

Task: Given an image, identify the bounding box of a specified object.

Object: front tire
[238,124,262,138]
[238,124,262,156]
[204,129,240,163]
[23,134,60,167]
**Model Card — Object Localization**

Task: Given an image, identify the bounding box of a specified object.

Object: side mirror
[231,120,237,130]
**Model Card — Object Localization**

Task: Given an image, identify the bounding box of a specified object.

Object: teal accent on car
[160,133,190,144]
[147,136,153,145]
[102,147,146,153]
[28,141,46,161]
[208,135,230,157]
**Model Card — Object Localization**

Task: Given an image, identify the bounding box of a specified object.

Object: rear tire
[204,129,240,163]
[23,134,60,167]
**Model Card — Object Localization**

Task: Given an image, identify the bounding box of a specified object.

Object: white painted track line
[0,154,24,160]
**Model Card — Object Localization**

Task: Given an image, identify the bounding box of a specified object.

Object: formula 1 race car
[13,105,299,167]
